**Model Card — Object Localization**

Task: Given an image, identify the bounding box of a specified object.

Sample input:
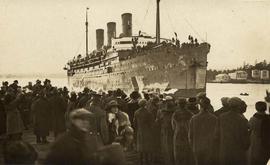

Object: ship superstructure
[65,0,211,97]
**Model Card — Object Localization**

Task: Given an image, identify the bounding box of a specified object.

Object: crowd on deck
[0,79,270,165]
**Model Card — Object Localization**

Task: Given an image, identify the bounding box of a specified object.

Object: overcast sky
[0,0,269,74]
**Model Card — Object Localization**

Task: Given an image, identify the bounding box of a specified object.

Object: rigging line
[139,0,152,32]
[163,2,176,36]
[184,18,205,42]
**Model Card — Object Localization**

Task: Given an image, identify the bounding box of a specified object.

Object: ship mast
[85,7,89,56]
[156,0,161,45]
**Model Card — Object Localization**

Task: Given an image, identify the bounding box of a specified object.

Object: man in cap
[45,108,99,165]
[214,97,230,117]
[86,92,109,145]
[216,97,250,165]
[127,91,141,127]
[48,87,67,138]
[189,97,217,165]
[156,95,176,165]
[134,99,155,165]
[172,98,194,165]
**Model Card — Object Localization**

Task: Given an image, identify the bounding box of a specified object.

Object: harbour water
[1,77,269,119]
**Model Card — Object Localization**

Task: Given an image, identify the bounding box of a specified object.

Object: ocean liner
[65,0,211,97]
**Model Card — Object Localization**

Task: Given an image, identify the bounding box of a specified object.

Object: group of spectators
[0,79,270,165]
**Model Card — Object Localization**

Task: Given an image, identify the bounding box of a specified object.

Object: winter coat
[157,107,175,165]
[127,100,140,127]
[5,97,24,135]
[108,111,130,143]
[172,108,194,165]
[87,103,109,145]
[189,110,218,165]
[48,95,67,135]
[217,111,250,165]
[45,125,99,165]
[214,106,230,117]
[134,107,155,153]
[31,97,51,137]
[248,113,270,165]
[0,100,6,135]
[147,102,161,153]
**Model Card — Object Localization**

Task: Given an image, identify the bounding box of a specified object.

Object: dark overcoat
[5,97,24,135]
[134,107,155,153]
[48,95,67,135]
[248,113,270,165]
[157,107,175,165]
[189,110,217,165]
[217,111,250,165]
[0,100,6,135]
[31,97,51,137]
[172,108,194,165]
[87,103,109,145]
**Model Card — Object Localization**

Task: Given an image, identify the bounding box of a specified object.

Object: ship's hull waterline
[68,43,210,97]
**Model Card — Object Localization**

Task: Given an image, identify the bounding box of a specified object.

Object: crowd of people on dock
[0,79,270,165]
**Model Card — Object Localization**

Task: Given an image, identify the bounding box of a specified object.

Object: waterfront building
[260,70,269,80]
[251,69,260,79]
[228,71,248,80]
[215,74,230,82]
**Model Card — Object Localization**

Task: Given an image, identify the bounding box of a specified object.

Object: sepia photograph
[0,0,269,164]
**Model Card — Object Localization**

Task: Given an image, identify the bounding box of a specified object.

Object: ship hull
[68,43,210,97]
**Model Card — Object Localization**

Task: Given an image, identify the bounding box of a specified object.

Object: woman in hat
[107,100,131,144]
[248,101,270,165]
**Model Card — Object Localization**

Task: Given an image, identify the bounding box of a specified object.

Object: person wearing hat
[76,87,91,108]
[189,97,217,165]
[85,92,109,145]
[216,97,250,165]
[48,87,67,138]
[172,98,194,165]
[31,90,51,144]
[186,97,199,115]
[214,97,230,117]
[134,99,155,165]
[9,80,19,94]
[45,108,99,165]
[107,100,130,144]
[196,92,214,113]
[156,95,176,165]
[248,101,270,165]
[127,91,141,127]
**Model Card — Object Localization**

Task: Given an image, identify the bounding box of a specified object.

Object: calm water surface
[1,78,270,119]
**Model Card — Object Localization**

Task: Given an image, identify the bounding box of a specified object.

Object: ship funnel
[96,29,104,50]
[107,22,116,47]
[121,13,132,37]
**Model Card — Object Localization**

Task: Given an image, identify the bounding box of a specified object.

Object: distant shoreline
[0,73,66,79]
